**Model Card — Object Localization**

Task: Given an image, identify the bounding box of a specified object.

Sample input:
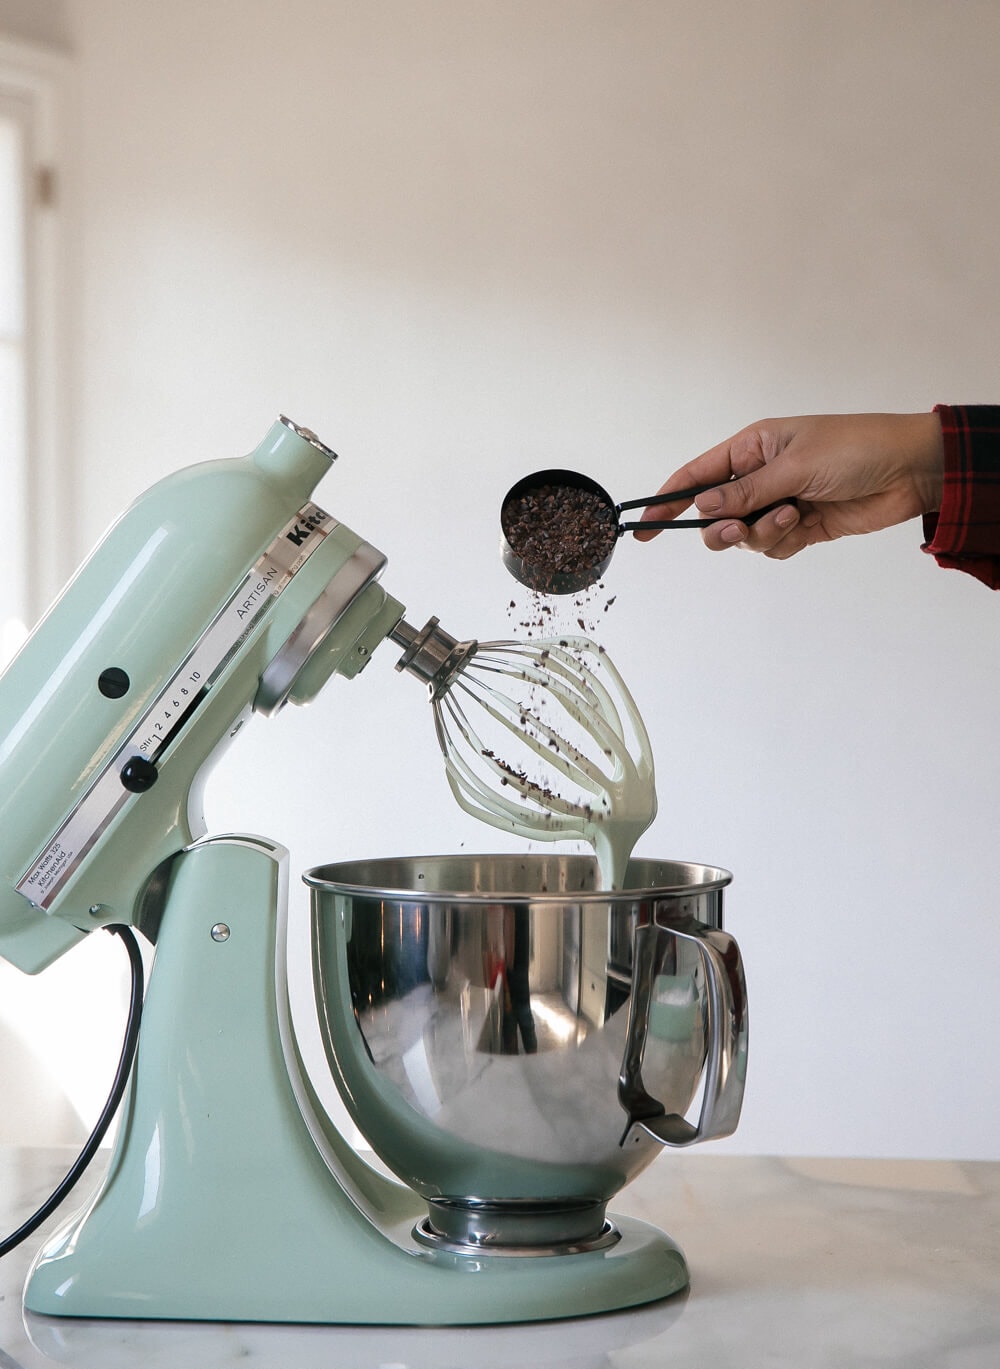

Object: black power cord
[0,924,145,1259]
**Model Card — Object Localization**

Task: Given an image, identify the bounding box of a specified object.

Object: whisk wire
[471,638,641,782]
[437,688,594,821]
[430,635,654,853]
[434,694,585,838]
[448,673,609,797]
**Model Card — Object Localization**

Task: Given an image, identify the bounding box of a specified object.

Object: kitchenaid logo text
[285,508,328,547]
[235,506,333,619]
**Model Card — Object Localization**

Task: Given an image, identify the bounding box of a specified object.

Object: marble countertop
[1,1146,998,1367]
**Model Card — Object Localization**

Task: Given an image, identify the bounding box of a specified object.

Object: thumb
[695,464,795,520]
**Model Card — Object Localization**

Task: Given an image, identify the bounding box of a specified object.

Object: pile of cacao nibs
[501,482,618,591]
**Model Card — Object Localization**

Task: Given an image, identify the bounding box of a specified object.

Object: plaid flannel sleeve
[921,404,1000,590]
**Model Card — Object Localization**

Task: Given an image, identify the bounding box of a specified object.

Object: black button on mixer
[120,756,158,793]
[99,667,131,698]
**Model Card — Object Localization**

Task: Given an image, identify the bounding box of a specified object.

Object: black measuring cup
[500,468,795,594]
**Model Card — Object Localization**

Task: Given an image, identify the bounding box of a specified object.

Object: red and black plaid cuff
[922,404,1000,589]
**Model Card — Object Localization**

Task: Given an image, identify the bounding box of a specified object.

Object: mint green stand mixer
[0,417,748,1324]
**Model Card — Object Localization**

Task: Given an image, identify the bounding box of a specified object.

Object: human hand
[633,413,944,558]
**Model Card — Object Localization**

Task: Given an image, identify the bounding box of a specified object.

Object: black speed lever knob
[120,755,159,793]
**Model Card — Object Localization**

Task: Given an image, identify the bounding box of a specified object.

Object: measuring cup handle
[617,916,748,1148]
[616,483,722,514]
[618,498,798,533]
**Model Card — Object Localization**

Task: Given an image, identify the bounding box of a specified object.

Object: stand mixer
[0,416,748,1324]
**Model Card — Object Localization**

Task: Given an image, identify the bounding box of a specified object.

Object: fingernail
[695,491,723,514]
[720,522,745,544]
[775,505,798,528]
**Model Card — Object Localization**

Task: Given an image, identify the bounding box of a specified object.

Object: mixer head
[0,417,413,973]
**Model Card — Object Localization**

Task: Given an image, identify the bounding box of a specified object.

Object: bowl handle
[617,916,748,1148]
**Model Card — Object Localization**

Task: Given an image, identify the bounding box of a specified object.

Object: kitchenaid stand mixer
[0,416,747,1324]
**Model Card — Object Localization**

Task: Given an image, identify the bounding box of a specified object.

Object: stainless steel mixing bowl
[304,854,748,1253]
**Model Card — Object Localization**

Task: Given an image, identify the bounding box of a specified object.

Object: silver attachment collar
[391,617,477,700]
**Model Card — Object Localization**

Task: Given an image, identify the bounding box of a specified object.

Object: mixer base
[23,836,689,1324]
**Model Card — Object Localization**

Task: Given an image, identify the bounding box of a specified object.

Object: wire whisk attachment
[392,619,655,889]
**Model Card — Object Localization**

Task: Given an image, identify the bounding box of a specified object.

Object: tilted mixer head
[0,417,430,972]
[391,619,657,887]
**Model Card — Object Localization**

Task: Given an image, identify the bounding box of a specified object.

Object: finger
[764,524,814,560]
[634,420,794,540]
[693,463,799,522]
[742,501,801,550]
[701,501,801,553]
[764,510,832,560]
[633,447,743,542]
[633,471,727,542]
[701,519,750,551]
[664,441,746,494]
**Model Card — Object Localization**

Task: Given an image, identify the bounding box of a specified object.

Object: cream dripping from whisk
[393,621,656,889]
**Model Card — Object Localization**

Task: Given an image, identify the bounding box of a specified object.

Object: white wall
[5,0,1000,1160]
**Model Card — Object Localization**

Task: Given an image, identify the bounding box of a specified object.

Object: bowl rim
[302,852,733,903]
